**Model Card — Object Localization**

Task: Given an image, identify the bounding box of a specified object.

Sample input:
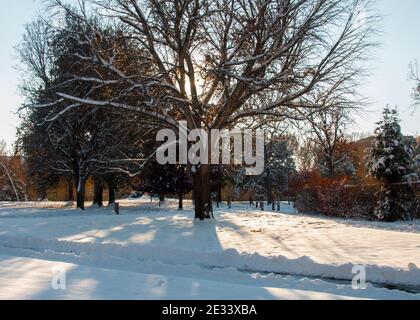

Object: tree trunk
[67,178,74,201]
[192,164,213,220]
[178,191,183,210]
[76,179,86,210]
[108,181,116,206]
[93,179,104,207]
[0,161,20,201]
[158,194,165,207]
[218,181,222,204]
[267,191,274,205]
[40,187,47,202]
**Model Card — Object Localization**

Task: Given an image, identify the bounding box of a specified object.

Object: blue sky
[0,0,41,147]
[0,0,419,148]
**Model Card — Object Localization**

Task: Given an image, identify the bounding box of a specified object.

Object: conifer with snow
[238,138,295,204]
[367,108,418,221]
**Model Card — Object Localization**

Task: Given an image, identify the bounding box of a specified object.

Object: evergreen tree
[138,162,192,209]
[238,138,295,204]
[367,108,418,221]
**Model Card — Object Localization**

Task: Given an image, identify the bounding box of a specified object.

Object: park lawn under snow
[0,198,419,300]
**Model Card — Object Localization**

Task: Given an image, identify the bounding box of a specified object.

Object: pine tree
[238,138,295,204]
[367,108,418,221]
[138,162,192,209]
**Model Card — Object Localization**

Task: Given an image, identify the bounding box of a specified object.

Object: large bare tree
[38,0,378,219]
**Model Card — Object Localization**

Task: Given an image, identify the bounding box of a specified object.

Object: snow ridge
[0,235,418,288]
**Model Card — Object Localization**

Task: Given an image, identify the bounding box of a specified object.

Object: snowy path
[0,200,419,299]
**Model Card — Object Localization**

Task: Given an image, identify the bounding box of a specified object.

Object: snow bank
[0,254,384,300]
[0,235,418,288]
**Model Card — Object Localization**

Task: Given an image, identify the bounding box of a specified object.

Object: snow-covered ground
[0,198,419,300]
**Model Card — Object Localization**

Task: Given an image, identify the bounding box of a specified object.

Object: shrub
[317,182,352,217]
[295,187,319,214]
[294,182,378,219]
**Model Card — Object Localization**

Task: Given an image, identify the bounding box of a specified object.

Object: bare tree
[296,139,316,172]
[39,0,378,219]
[0,140,21,201]
[305,107,355,178]
[409,60,420,106]
[0,140,6,157]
